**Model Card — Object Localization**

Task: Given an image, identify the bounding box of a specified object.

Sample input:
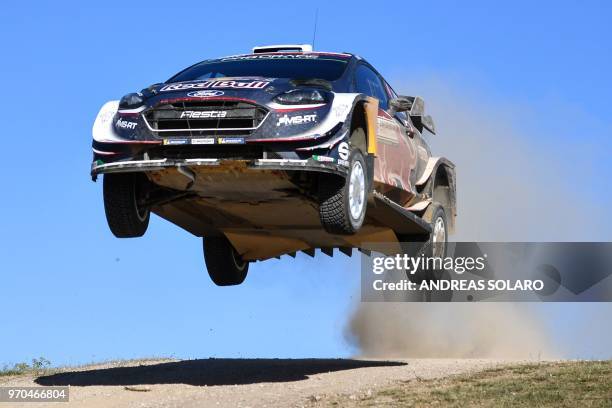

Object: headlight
[273,89,328,105]
[119,93,144,109]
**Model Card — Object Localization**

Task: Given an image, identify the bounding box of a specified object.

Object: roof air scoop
[252,44,313,54]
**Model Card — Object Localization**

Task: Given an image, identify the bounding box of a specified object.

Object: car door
[354,64,417,204]
[383,82,431,190]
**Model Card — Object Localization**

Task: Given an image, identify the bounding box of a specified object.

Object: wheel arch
[417,157,457,234]
[348,96,378,155]
[347,96,378,194]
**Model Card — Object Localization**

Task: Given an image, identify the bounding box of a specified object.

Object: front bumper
[91,157,348,181]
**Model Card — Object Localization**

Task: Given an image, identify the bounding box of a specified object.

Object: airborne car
[91,44,456,285]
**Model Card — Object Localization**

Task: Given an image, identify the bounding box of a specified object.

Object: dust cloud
[348,303,554,358]
[346,80,608,359]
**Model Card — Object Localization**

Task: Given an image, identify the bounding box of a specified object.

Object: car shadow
[35,358,406,387]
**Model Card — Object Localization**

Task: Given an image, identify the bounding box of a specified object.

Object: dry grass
[0,357,51,377]
[325,361,612,407]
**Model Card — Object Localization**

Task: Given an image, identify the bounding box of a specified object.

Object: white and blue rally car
[92,44,456,285]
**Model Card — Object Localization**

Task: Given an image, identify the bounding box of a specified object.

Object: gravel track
[0,358,527,407]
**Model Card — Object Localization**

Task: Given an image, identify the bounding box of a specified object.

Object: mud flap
[366,192,431,236]
[365,153,375,197]
[363,97,378,202]
[363,97,379,156]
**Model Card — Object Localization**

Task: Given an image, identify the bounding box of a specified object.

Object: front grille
[143,100,268,137]
[145,145,282,160]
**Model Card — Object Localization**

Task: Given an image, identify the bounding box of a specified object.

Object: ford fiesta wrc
[92,44,456,286]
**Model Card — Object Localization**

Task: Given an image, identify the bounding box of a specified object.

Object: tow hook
[176,164,196,190]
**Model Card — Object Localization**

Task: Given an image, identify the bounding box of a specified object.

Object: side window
[354,64,389,109]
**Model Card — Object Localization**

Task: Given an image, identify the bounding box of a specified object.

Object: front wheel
[103,173,150,238]
[318,148,368,235]
[203,236,249,286]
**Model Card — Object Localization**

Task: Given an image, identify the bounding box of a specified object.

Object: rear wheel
[203,236,249,286]
[103,173,150,238]
[318,148,367,235]
[406,204,448,283]
[429,205,448,260]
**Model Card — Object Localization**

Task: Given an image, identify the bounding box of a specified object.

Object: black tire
[409,204,448,283]
[103,173,150,238]
[319,148,368,235]
[203,236,249,286]
[425,204,448,260]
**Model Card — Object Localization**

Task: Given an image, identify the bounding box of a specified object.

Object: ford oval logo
[187,90,225,98]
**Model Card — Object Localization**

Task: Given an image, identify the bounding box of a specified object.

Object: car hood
[143,77,311,107]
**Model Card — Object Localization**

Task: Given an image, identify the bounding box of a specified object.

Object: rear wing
[404,96,436,135]
[252,44,313,53]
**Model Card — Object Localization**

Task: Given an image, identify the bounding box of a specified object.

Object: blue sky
[0,1,611,366]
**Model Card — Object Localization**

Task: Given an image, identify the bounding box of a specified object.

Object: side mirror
[388,97,413,115]
[421,115,436,135]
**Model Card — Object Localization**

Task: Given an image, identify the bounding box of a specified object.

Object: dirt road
[0,358,525,407]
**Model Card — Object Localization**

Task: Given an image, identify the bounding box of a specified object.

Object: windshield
[168,55,349,83]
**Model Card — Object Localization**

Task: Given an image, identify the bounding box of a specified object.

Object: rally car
[91,44,456,285]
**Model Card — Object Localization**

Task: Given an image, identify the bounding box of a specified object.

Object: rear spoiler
[403,96,436,135]
[252,44,313,53]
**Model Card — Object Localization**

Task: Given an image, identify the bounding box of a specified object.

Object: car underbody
[93,157,432,261]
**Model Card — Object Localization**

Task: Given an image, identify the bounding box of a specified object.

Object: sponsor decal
[221,54,319,61]
[187,90,225,98]
[337,159,349,167]
[376,118,401,144]
[180,110,227,119]
[161,80,271,92]
[332,103,351,120]
[312,155,335,163]
[277,113,317,126]
[99,110,115,125]
[191,138,215,145]
[338,142,350,160]
[116,118,138,130]
[163,138,188,145]
[217,137,245,144]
